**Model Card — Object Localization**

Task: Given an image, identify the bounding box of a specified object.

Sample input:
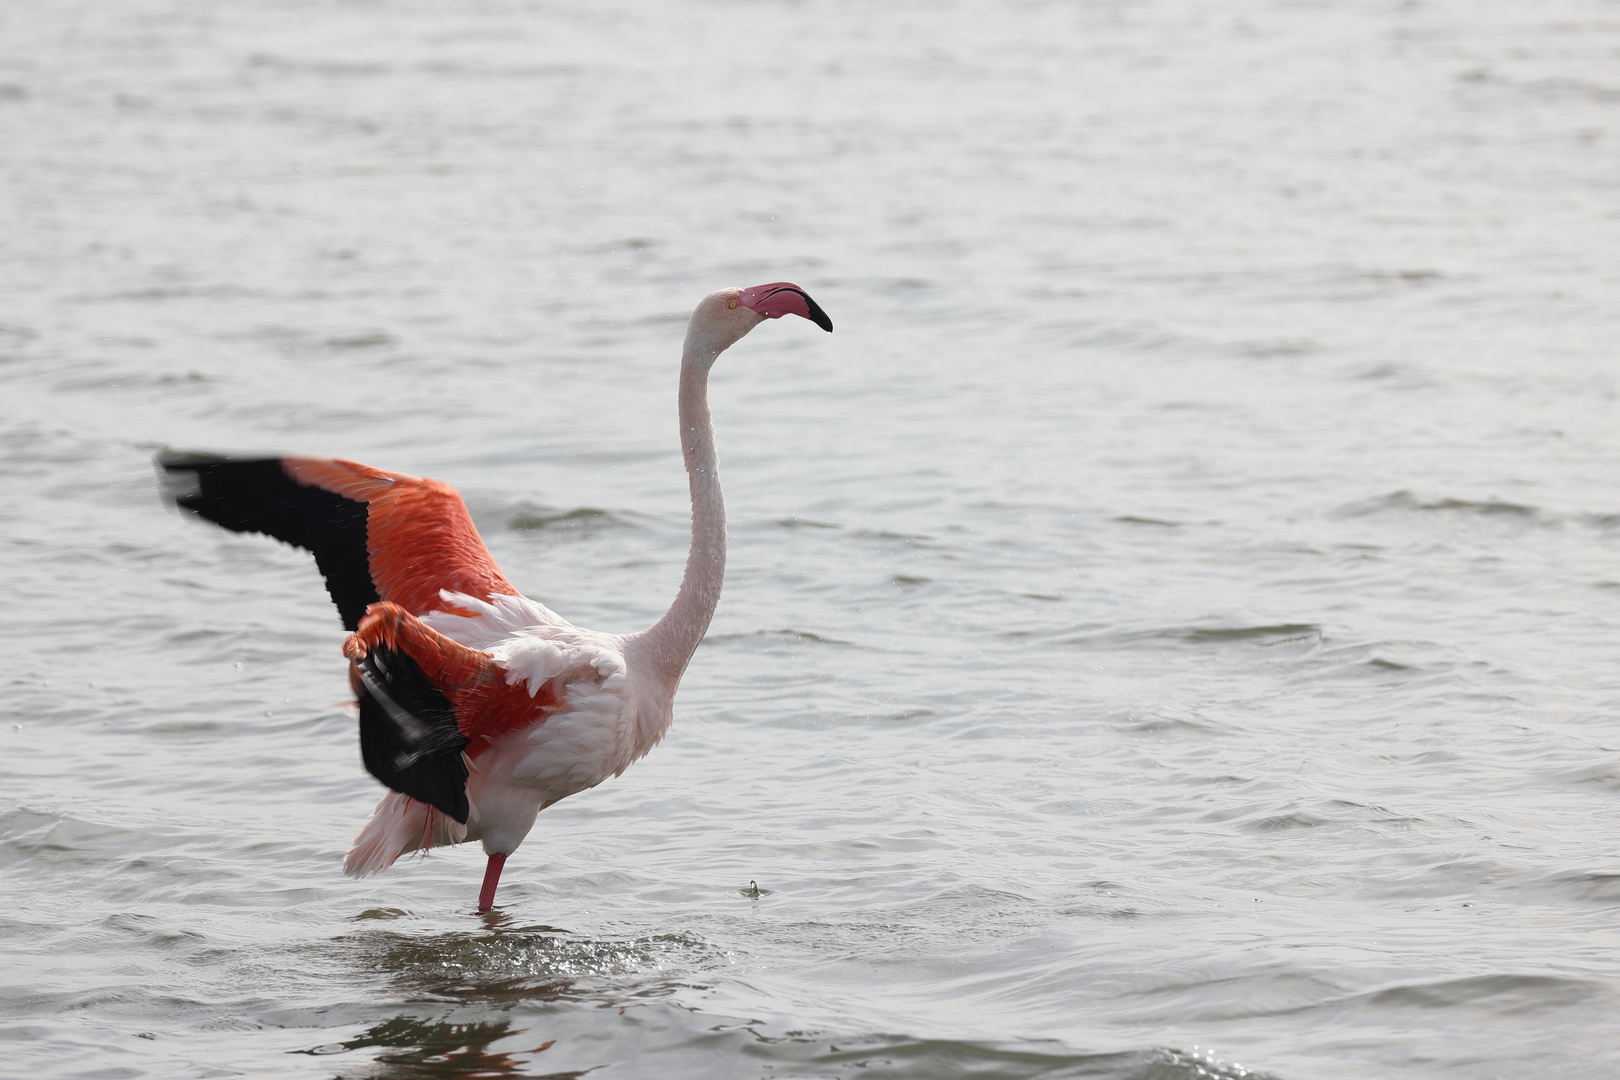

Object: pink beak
[738,282,834,332]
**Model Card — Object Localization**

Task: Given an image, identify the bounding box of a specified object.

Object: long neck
[635,340,726,687]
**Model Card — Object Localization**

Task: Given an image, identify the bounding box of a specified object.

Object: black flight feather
[156,452,380,630]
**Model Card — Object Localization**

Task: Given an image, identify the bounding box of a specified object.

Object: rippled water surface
[5,1,1620,1076]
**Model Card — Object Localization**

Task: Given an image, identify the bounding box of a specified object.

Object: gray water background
[4,1,1620,1076]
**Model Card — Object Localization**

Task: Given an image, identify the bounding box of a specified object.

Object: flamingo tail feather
[345,791,469,877]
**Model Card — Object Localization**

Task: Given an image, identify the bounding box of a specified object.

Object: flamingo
[158,283,832,912]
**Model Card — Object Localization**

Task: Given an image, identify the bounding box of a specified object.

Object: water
[4,0,1620,1076]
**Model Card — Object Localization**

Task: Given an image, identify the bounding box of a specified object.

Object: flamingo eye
[727,298,738,309]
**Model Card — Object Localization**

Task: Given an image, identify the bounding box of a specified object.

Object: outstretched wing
[157,453,516,630]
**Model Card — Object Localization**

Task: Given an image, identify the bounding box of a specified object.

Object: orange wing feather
[346,601,560,753]
[284,457,516,617]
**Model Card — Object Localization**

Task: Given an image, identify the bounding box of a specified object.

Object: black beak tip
[802,293,834,333]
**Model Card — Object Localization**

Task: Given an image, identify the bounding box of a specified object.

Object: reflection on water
[309,1016,560,1080]
[314,1016,1276,1080]
[306,920,716,1077]
[309,920,1282,1077]
[315,1010,1275,1080]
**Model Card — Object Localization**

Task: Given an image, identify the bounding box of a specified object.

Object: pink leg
[477,853,507,912]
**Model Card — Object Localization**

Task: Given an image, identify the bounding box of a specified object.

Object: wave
[1331,490,1540,520]
[1044,622,1322,650]
[504,504,641,535]
[703,627,855,647]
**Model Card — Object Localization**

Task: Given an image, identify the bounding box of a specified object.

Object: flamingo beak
[738,282,833,332]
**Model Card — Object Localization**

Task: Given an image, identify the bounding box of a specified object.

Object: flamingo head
[686,281,833,359]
